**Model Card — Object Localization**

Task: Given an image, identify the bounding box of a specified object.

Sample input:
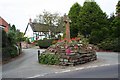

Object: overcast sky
[0,0,118,37]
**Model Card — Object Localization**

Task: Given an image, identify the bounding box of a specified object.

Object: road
[1,47,119,78]
[40,64,119,78]
[2,48,63,78]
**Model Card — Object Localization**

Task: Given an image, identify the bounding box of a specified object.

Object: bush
[39,53,60,65]
[2,30,7,47]
[2,45,18,60]
[10,45,18,58]
[38,39,54,48]
[2,47,11,61]
[98,38,120,52]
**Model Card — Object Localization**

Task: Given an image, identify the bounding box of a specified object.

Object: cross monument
[64,14,71,42]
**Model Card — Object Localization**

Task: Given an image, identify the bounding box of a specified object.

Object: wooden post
[38,50,40,62]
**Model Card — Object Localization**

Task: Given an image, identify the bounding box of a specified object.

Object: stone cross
[64,14,71,42]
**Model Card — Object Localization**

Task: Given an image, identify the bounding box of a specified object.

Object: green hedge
[2,46,18,60]
[10,46,18,57]
[2,47,11,60]
[39,53,60,65]
[38,39,54,48]
[98,38,120,52]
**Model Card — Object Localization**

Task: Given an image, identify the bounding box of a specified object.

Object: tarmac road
[1,47,119,78]
[2,48,63,78]
[40,64,119,78]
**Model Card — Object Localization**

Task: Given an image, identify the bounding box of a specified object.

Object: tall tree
[111,0,120,38]
[78,0,108,44]
[116,0,120,16]
[107,13,115,36]
[98,0,120,52]
[34,11,64,28]
[68,2,81,38]
[7,25,17,45]
[108,13,115,23]
[7,25,26,45]
[10,25,16,32]
[34,11,64,39]
[16,30,26,42]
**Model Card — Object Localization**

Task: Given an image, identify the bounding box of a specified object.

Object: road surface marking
[28,75,41,78]
[61,70,71,73]
[55,70,71,74]
[28,63,119,78]
[75,67,85,70]
[27,73,48,78]
[91,65,98,68]
[55,71,65,74]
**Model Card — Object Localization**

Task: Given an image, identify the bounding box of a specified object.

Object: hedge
[2,45,18,61]
[98,38,120,52]
[38,39,54,48]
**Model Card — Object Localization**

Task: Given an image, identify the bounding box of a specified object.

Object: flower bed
[39,37,97,66]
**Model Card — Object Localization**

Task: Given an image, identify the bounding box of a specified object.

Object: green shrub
[39,53,60,65]
[10,46,18,58]
[2,45,18,59]
[38,39,54,48]
[2,47,11,60]
[2,30,7,47]
[98,38,120,52]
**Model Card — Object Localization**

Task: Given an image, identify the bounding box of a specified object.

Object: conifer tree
[68,2,81,38]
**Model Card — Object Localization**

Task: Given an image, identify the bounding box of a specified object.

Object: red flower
[68,39,72,42]
[71,38,76,40]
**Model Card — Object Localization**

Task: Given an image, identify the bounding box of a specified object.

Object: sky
[0,0,118,37]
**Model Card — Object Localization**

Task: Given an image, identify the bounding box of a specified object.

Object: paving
[1,47,119,78]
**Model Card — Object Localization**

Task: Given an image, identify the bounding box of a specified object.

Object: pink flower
[66,48,71,55]
[65,45,68,48]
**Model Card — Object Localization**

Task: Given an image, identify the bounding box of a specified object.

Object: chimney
[29,18,32,23]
